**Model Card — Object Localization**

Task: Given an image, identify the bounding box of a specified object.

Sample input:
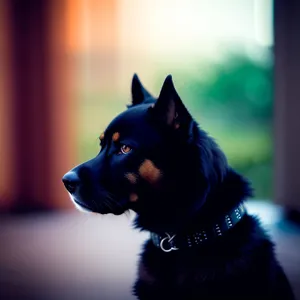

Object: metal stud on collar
[160,232,179,252]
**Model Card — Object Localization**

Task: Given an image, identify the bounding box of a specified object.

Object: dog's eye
[119,144,132,155]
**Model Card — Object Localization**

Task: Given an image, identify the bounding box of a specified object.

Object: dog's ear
[152,75,192,132]
[130,74,152,107]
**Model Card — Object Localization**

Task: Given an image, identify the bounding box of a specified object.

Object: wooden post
[0,0,14,211]
[0,0,119,212]
[1,0,75,212]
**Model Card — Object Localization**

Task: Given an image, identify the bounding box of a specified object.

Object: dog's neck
[150,202,247,252]
[133,168,252,235]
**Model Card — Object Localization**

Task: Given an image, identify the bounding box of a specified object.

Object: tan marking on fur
[139,159,162,184]
[99,133,105,140]
[125,173,137,184]
[174,122,180,129]
[112,132,120,142]
[129,193,138,202]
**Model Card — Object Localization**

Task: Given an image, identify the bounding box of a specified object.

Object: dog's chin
[69,194,127,215]
[68,194,94,213]
[94,204,126,215]
[73,200,93,213]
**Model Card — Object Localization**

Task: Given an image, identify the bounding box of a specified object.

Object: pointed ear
[152,75,192,130]
[130,74,153,107]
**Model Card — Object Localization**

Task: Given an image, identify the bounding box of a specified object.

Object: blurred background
[0,0,300,299]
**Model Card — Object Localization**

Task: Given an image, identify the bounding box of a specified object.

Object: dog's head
[63,74,228,231]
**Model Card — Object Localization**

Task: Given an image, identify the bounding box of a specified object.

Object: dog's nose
[62,172,80,194]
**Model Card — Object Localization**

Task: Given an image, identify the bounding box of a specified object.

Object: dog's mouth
[72,194,128,216]
[74,199,93,211]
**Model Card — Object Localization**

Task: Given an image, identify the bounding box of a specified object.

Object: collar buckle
[159,233,179,252]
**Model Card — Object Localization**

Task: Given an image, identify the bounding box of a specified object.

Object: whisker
[103,199,114,210]
[91,198,101,212]
[106,193,123,208]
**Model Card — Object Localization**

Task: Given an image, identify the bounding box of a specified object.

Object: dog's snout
[62,172,80,194]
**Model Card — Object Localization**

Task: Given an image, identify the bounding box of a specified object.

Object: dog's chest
[136,243,220,288]
[134,249,232,300]
[134,240,265,300]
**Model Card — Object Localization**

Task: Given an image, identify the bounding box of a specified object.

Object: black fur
[63,74,295,299]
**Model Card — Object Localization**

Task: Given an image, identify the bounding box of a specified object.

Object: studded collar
[151,203,246,252]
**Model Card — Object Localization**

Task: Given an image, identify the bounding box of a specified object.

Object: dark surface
[0,201,300,300]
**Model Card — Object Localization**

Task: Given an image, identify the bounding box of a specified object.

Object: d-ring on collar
[159,233,179,252]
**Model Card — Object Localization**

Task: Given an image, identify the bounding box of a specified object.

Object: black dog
[63,75,295,299]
